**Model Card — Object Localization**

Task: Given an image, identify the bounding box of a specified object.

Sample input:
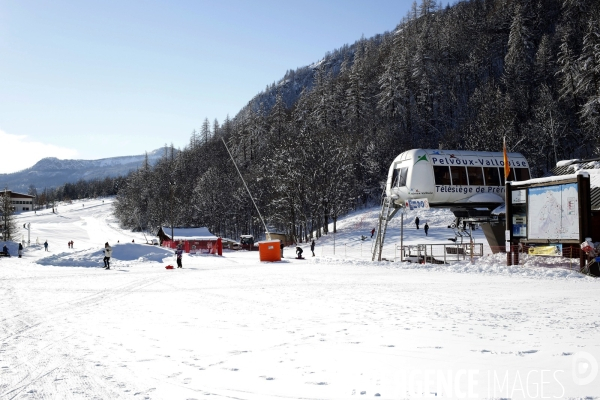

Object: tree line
[26,177,126,211]
[114,0,600,242]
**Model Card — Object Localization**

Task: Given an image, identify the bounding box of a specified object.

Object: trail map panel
[527,183,579,240]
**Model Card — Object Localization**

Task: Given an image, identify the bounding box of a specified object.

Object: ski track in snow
[0,198,598,399]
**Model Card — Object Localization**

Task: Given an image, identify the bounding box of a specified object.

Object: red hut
[158,227,221,255]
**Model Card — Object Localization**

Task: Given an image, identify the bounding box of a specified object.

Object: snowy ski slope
[0,198,598,399]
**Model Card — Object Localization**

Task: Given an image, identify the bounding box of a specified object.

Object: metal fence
[306,241,483,264]
[400,243,484,264]
[300,241,595,274]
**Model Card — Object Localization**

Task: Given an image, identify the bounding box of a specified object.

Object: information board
[527,183,579,240]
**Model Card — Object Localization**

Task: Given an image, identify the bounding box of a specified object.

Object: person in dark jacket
[370,228,375,238]
[296,247,304,259]
[415,216,420,229]
[18,243,23,258]
[3,244,9,256]
[175,245,183,268]
[424,223,429,236]
[310,240,315,257]
[280,241,284,258]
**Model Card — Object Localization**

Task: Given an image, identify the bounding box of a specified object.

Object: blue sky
[0,0,415,172]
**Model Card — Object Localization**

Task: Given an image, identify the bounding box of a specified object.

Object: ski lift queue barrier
[307,242,593,273]
[312,241,484,263]
[399,243,484,264]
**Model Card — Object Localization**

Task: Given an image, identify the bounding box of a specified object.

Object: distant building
[0,191,34,212]
[157,226,219,254]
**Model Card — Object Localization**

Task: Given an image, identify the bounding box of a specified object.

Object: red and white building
[157,226,221,254]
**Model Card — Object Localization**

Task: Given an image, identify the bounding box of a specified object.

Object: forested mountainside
[115,0,600,242]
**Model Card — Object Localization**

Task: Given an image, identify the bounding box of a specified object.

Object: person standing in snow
[310,240,315,257]
[296,246,304,259]
[44,240,48,251]
[415,216,420,229]
[103,242,113,269]
[280,240,284,258]
[3,244,9,256]
[18,243,23,258]
[371,228,375,238]
[175,245,183,268]
[424,223,429,236]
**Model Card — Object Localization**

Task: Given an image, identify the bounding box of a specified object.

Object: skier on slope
[103,242,113,269]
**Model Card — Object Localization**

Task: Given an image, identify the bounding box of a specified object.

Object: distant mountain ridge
[0,147,171,192]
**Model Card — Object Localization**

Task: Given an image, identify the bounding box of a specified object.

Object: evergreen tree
[1,189,17,241]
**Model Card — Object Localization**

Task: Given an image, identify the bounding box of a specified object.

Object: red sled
[165,265,174,269]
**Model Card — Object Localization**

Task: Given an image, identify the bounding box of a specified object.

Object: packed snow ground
[1,198,599,399]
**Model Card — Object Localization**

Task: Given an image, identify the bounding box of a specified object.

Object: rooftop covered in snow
[158,227,218,241]
[552,158,600,211]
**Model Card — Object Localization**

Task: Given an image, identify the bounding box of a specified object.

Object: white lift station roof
[386,149,530,208]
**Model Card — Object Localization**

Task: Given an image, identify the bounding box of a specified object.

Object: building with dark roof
[0,191,35,212]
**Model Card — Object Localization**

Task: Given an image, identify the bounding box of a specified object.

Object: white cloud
[0,129,79,174]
